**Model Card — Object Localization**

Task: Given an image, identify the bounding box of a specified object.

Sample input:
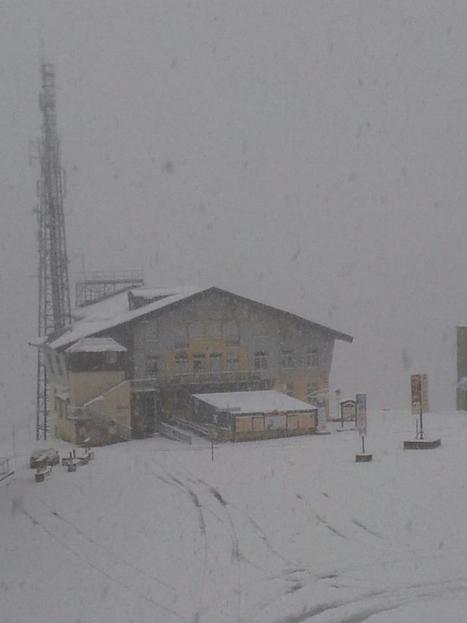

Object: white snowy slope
[1,411,467,623]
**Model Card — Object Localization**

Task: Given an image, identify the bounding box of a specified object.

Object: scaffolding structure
[75,270,144,307]
[35,61,71,440]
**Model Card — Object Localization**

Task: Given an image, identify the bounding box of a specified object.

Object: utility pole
[35,60,71,440]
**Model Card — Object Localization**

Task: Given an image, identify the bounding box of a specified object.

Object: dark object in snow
[355,453,373,462]
[30,448,60,468]
[403,439,441,450]
[35,456,51,482]
[77,447,94,464]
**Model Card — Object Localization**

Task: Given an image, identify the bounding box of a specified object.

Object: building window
[281,349,295,368]
[210,353,223,373]
[174,327,188,349]
[306,348,319,367]
[254,351,268,370]
[307,383,319,404]
[226,353,239,371]
[193,353,206,372]
[224,320,240,345]
[146,355,159,376]
[175,353,188,374]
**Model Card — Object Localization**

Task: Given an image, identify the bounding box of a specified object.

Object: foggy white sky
[2,0,467,436]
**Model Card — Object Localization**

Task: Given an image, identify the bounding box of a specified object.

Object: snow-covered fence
[159,422,192,445]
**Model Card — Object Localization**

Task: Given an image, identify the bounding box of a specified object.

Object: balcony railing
[129,370,264,391]
[161,369,263,386]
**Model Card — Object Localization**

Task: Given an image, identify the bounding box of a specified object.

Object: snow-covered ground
[1,410,467,623]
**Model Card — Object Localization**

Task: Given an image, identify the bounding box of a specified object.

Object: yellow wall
[273,375,328,402]
[56,408,77,443]
[234,411,315,433]
[69,370,125,406]
[86,381,131,439]
[46,382,69,439]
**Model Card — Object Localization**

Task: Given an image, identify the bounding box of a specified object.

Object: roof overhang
[65,337,127,353]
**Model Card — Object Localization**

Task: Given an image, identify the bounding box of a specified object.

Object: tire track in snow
[278,577,467,623]
[165,462,244,623]
[314,513,347,539]
[351,519,383,540]
[201,483,242,623]
[17,502,187,622]
[243,513,296,567]
[157,470,209,623]
[173,463,333,623]
[33,492,175,593]
[196,476,295,568]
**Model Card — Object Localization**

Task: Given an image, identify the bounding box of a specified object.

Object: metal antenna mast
[35,61,71,440]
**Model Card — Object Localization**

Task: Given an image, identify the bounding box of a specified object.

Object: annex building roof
[193,390,316,415]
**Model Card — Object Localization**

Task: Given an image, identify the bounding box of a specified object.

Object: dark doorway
[135,393,156,437]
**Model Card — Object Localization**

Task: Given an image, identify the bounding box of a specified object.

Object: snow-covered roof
[65,337,127,353]
[71,290,133,322]
[34,286,203,350]
[193,390,316,415]
[30,285,353,351]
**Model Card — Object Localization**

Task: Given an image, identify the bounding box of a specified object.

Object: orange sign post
[404,374,440,449]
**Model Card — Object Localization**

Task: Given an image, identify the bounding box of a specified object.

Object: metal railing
[128,370,264,391]
[159,369,262,386]
[159,422,192,444]
[75,269,144,284]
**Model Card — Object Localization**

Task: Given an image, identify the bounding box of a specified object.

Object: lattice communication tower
[35,61,72,440]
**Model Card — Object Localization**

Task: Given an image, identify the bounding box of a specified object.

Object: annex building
[31,286,353,444]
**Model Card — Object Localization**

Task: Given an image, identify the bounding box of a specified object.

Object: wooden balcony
[129,370,265,392]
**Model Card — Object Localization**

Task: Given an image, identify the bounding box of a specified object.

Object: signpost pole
[355,393,371,462]
[336,389,342,428]
[419,400,424,440]
[405,374,440,449]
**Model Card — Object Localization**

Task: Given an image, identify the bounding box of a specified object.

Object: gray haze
[2,1,467,438]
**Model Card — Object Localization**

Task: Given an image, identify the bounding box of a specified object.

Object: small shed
[192,390,318,441]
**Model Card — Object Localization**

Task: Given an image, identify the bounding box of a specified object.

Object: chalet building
[31,286,353,444]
